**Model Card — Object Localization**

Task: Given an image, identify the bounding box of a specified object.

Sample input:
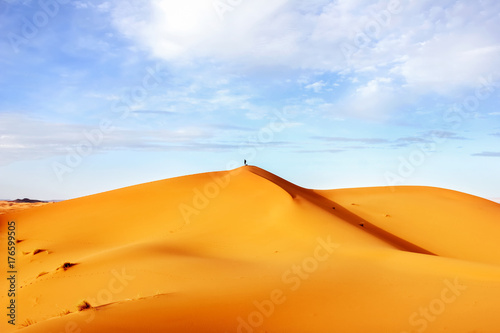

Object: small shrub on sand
[77,300,93,311]
[59,262,78,271]
[36,271,48,278]
[20,319,36,327]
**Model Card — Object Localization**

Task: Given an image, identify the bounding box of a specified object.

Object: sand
[0,201,51,216]
[1,166,500,332]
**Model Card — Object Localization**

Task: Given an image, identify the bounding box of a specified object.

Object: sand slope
[1,166,500,332]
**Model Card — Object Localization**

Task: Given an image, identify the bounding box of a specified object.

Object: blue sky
[0,0,499,201]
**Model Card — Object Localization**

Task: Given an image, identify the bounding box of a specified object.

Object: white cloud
[108,0,500,92]
[73,1,111,12]
[85,92,120,101]
[110,0,289,62]
[334,77,410,120]
[97,2,111,12]
[73,1,89,9]
[305,80,327,93]
[102,0,500,122]
[396,34,500,94]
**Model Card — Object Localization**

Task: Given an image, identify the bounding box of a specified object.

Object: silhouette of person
[244,159,247,166]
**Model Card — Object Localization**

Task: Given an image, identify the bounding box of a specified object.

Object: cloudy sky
[0,0,499,200]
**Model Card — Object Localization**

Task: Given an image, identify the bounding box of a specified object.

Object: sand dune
[1,166,500,332]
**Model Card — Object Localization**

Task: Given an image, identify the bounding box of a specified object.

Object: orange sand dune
[1,166,500,332]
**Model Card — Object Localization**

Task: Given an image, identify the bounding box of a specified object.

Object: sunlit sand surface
[1,166,500,332]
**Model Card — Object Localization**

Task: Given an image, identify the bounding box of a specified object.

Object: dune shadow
[247,166,435,256]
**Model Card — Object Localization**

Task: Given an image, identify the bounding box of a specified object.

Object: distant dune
[0,200,51,215]
[1,166,500,332]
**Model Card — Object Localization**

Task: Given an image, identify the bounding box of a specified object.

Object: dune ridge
[1,166,500,332]
[247,166,435,255]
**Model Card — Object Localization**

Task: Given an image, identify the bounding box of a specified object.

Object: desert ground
[1,166,500,332]
[0,201,51,216]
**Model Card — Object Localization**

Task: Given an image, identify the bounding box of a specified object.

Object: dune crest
[1,166,500,332]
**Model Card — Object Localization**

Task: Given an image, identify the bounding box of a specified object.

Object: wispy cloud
[305,81,327,93]
[296,149,344,154]
[424,131,468,141]
[0,113,252,165]
[131,110,177,116]
[396,136,431,144]
[311,130,468,151]
[312,136,390,144]
[471,152,500,157]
